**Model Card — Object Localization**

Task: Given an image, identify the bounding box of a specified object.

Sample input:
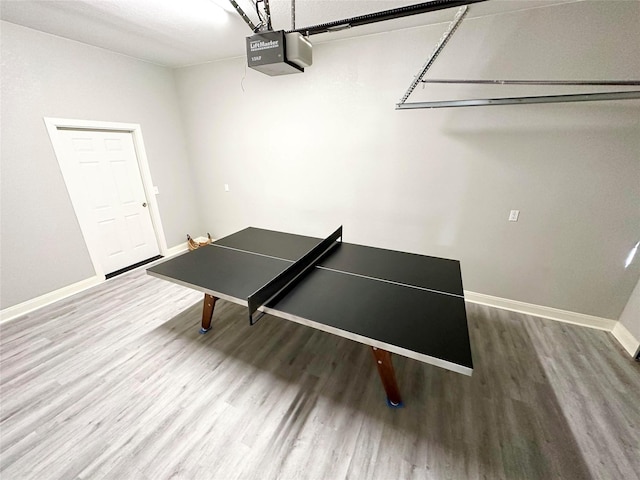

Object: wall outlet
[224,184,230,192]
[509,210,520,222]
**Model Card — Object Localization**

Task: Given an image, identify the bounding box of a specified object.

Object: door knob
[142,202,147,207]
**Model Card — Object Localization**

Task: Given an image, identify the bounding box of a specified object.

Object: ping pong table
[147,226,473,407]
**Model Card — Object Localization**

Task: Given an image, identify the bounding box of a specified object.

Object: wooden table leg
[200,294,218,334]
[371,347,403,407]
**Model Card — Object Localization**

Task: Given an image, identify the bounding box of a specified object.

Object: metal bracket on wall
[396,9,640,109]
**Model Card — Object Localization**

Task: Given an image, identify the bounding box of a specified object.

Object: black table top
[147,227,472,375]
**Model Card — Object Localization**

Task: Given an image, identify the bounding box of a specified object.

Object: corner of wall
[612,321,640,358]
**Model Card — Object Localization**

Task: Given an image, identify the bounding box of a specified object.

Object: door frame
[44,117,168,278]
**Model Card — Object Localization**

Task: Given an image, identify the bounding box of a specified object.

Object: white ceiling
[0,0,578,67]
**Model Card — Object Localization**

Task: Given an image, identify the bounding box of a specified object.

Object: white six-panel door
[55,129,160,275]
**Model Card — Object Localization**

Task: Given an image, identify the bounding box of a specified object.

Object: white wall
[0,22,200,309]
[173,2,640,319]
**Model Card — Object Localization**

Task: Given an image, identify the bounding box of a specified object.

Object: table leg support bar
[200,294,218,334]
[371,347,403,407]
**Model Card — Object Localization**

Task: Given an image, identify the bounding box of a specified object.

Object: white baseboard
[0,275,103,324]
[0,242,189,325]
[164,243,189,257]
[611,322,640,357]
[464,291,617,331]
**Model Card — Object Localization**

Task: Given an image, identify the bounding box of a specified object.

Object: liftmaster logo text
[250,40,279,51]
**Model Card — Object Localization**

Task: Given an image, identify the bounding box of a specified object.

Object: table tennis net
[247,226,343,325]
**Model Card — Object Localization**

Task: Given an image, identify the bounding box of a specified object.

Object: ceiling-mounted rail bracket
[397,6,468,106]
[396,6,640,109]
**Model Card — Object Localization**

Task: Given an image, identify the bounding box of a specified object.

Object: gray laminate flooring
[1,268,638,480]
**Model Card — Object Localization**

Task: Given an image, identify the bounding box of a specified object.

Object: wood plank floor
[1,268,638,480]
